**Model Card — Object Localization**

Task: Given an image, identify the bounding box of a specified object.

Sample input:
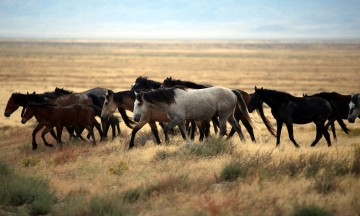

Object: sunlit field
[0,40,359,215]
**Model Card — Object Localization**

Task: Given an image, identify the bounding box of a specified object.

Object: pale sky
[0,0,359,39]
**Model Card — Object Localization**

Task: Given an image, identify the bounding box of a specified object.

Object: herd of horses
[4,76,360,150]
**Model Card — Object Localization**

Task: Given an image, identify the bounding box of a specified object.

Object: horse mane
[163,77,207,89]
[54,87,73,95]
[134,76,161,89]
[142,87,185,105]
[113,91,136,103]
[11,92,48,105]
[261,89,296,101]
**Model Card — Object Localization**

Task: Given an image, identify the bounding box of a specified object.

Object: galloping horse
[248,87,337,148]
[101,90,186,149]
[348,93,360,123]
[133,86,251,142]
[303,92,350,139]
[160,77,277,141]
[21,104,102,147]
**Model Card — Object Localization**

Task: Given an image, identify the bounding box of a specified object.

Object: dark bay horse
[133,87,251,143]
[248,87,337,148]
[348,93,360,123]
[160,77,277,141]
[131,76,162,91]
[303,92,350,139]
[21,104,102,146]
[101,90,186,149]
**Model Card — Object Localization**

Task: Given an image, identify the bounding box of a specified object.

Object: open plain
[0,40,360,215]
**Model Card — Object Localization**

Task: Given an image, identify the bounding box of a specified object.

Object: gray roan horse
[133,86,251,142]
[348,93,360,123]
[101,90,186,149]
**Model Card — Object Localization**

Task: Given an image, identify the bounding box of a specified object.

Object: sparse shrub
[153,150,177,161]
[123,188,142,203]
[325,159,350,177]
[89,196,131,216]
[351,146,360,175]
[184,137,235,157]
[109,161,129,176]
[279,155,307,177]
[305,153,327,178]
[291,205,333,216]
[22,157,40,167]
[0,168,54,215]
[0,161,12,177]
[312,172,340,194]
[220,161,248,181]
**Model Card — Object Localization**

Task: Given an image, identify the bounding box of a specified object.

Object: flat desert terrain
[0,40,359,215]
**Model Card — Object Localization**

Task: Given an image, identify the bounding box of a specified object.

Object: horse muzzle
[348,117,355,123]
[133,115,140,122]
[21,119,27,124]
[4,112,10,117]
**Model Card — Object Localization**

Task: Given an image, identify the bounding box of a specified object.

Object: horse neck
[27,106,54,119]
[114,91,136,111]
[261,90,292,108]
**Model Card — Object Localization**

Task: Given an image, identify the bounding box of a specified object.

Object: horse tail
[256,106,276,136]
[119,108,135,129]
[232,90,252,125]
[329,102,350,134]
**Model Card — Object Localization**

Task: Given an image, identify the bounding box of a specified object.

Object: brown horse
[101,90,186,149]
[4,90,94,149]
[161,77,277,141]
[21,104,102,147]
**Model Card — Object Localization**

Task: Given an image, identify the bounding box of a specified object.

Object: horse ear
[254,86,257,91]
[107,90,114,97]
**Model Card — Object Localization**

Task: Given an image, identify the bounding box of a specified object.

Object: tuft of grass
[123,188,142,203]
[0,163,55,215]
[278,154,307,177]
[291,205,333,216]
[153,150,177,161]
[351,146,360,175]
[22,157,40,167]
[220,161,248,182]
[305,153,327,178]
[89,196,131,216]
[109,161,129,176]
[312,172,341,194]
[183,137,235,157]
[0,161,12,177]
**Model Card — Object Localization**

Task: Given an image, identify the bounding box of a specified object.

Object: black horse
[248,87,338,148]
[303,92,350,139]
[131,76,162,91]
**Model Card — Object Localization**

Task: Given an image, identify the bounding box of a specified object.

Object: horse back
[54,93,92,106]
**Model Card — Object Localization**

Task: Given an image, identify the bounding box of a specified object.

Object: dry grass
[0,40,360,215]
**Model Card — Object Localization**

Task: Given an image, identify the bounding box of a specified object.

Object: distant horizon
[1,1,359,40]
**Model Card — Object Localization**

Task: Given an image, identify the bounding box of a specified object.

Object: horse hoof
[295,145,301,148]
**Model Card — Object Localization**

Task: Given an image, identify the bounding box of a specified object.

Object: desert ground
[0,40,360,215]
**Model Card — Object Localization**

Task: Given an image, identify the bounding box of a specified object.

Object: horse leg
[101,118,109,139]
[322,123,332,147]
[55,126,63,148]
[41,126,54,148]
[66,126,75,141]
[149,122,161,144]
[218,117,228,137]
[276,120,283,147]
[164,117,186,140]
[177,122,187,140]
[116,122,121,137]
[31,123,44,150]
[211,116,219,134]
[111,122,116,140]
[227,116,245,143]
[93,119,103,141]
[190,121,196,140]
[240,115,256,142]
[129,121,147,149]
[325,120,336,141]
[284,122,300,148]
[310,122,323,147]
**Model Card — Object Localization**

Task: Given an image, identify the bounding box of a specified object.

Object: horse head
[101,90,118,121]
[348,93,360,123]
[248,86,264,113]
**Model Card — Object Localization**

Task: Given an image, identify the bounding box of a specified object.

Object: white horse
[133,86,251,142]
[348,93,360,123]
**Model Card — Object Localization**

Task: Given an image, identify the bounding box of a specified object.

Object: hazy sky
[0,0,359,39]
